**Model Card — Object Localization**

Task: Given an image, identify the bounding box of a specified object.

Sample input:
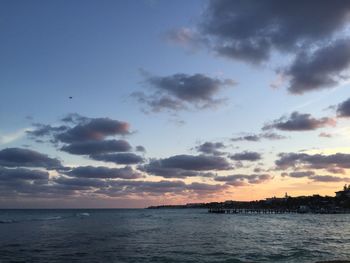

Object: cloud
[60,113,89,124]
[195,141,225,155]
[94,180,228,197]
[133,73,235,112]
[65,166,142,179]
[140,154,231,178]
[90,153,144,164]
[0,166,49,181]
[319,132,333,138]
[281,169,350,182]
[275,152,350,171]
[169,1,350,94]
[27,116,141,164]
[232,132,286,142]
[263,111,336,131]
[192,0,350,64]
[285,39,350,94]
[61,140,132,155]
[27,124,68,138]
[153,154,231,171]
[28,116,132,145]
[135,145,146,152]
[55,118,130,143]
[0,166,228,199]
[0,148,62,169]
[54,176,108,189]
[337,97,350,117]
[282,170,315,178]
[310,175,350,182]
[230,151,261,161]
[214,173,273,186]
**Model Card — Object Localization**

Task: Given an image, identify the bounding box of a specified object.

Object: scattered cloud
[140,154,231,178]
[281,169,350,182]
[232,132,286,142]
[0,148,62,169]
[263,111,336,131]
[90,153,144,164]
[285,40,350,94]
[133,73,236,112]
[337,97,350,117]
[276,152,350,171]
[214,173,273,186]
[230,151,262,161]
[65,166,143,179]
[195,141,225,155]
[61,140,132,155]
[171,0,350,94]
[55,117,130,143]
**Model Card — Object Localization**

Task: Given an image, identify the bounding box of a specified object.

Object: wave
[76,212,90,217]
[0,219,17,224]
[0,212,91,224]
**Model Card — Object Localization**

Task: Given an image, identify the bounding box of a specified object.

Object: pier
[208,208,298,214]
[208,208,350,214]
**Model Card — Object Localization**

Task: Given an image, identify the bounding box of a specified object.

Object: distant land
[148,185,350,214]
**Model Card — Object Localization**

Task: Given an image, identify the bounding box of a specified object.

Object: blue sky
[1,0,350,208]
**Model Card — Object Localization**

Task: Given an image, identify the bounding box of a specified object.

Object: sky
[1,0,350,208]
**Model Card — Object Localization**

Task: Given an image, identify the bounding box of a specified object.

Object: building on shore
[335,185,350,198]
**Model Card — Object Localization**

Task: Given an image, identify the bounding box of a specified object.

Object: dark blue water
[0,209,349,262]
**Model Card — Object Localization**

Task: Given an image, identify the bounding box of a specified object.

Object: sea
[0,209,349,263]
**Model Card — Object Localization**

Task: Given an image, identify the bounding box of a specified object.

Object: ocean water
[0,209,349,263]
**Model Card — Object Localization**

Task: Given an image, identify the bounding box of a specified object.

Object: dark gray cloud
[94,180,228,197]
[54,176,108,190]
[280,169,349,182]
[310,175,350,182]
[0,166,228,199]
[0,167,49,181]
[133,73,235,112]
[281,170,315,178]
[27,124,68,138]
[186,182,228,192]
[140,154,231,178]
[29,116,131,144]
[232,134,260,142]
[26,116,145,169]
[155,154,231,171]
[140,162,214,179]
[90,153,144,164]
[0,148,62,169]
[276,152,350,171]
[196,0,350,63]
[215,173,272,186]
[136,145,146,152]
[263,112,336,131]
[195,141,225,155]
[65,166,142,179]
[337,97,350,117]
[169,1,350,94]
[61,140,132,155]
[230,151,261,161]
[55,117,130,143]
[232,132,286,142]
[285,39,350,94]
